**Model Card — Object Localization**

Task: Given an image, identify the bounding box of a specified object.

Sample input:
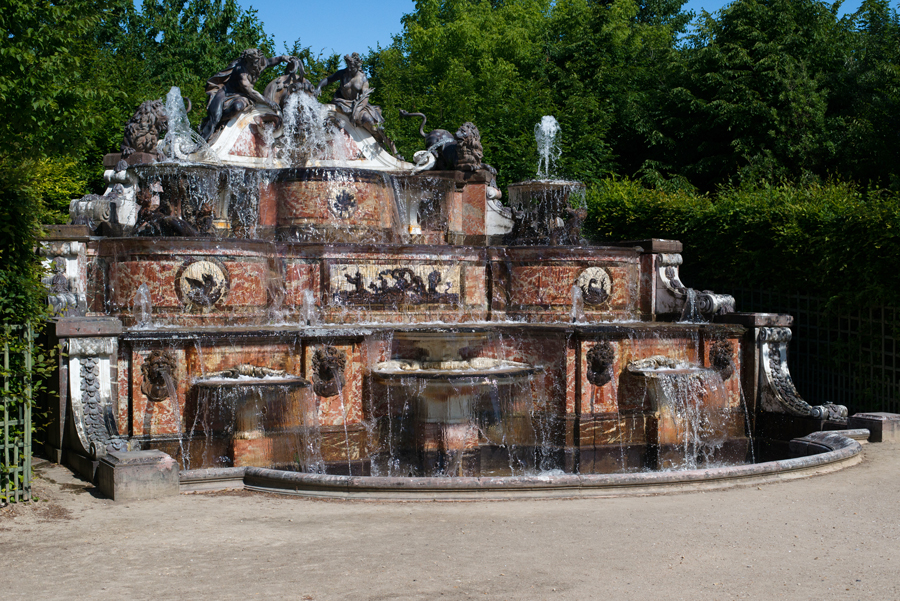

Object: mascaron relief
[709,340,736,380]
[586,341,615,387]
[311,346,347,398]
[141,350,177,402]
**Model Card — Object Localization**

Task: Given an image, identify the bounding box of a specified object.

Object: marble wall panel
[464,265,487,307]
[110,260,181,308]
[283,261,321,308]
[460,183,486,236]
[276,175,394,231]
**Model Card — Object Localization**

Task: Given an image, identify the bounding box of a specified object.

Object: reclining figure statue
[315,52,398,155]
[199,48,292,141]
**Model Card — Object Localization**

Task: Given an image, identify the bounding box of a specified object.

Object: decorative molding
[697,291,736,316]
[655,252,735,318]
[758,327,848,420]
[68,337,117,357]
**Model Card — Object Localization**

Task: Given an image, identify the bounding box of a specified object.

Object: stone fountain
[41,48,895,500]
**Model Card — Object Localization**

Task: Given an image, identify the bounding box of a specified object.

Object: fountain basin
[179,430,865,499]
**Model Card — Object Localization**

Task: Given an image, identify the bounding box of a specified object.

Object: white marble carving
[758,327,847,420]
[67,337,126,458]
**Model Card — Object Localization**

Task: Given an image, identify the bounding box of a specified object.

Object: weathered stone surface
[56,317,123,338]
[618,238,683,254]
[103,152,158,168]
[848,412,900,443]
[97,450,179,501]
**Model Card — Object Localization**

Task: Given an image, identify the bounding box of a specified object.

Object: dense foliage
[369,0,900,193]
[586,179,900,306]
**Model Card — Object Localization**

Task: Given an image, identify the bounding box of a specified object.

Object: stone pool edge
[179,429,868,500]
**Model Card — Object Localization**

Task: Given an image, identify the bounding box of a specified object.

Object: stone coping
[179,430,865,500]
[118,321,747,341]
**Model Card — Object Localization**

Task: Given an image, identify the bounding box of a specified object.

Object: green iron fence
[1,324,33,503]
[724,289,899,415]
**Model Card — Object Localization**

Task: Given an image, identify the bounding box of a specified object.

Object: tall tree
[368,0,555,187]
[654,0,850,190]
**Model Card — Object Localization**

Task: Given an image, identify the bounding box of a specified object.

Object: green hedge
[585,179,900,308]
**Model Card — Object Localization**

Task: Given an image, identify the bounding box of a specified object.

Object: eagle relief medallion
[175,259,231,310]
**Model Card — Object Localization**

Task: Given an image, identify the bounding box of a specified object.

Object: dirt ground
[1,444,898,601]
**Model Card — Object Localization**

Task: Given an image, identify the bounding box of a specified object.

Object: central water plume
[535,115,561,179]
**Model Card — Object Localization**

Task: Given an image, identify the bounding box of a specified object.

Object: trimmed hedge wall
[585,179,900,308]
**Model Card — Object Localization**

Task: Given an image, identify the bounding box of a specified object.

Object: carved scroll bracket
[654,253,735,319]
[66,337,127,459]
[758,327,847,420]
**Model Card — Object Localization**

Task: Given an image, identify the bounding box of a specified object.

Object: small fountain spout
[133,284,152,328]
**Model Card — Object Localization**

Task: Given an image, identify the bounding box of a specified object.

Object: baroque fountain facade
[42,49,888,498]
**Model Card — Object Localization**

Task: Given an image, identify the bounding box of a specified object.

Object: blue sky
[245,0,868,57]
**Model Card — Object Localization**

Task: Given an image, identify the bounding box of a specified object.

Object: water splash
[160,86,220,164]
[535,115,561,179]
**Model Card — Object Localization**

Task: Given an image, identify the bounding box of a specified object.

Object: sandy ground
[1,444,898,601]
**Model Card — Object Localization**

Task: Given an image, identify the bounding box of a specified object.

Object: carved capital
[67,337,117,357]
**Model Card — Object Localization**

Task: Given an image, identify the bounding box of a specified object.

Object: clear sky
[246,0,869,57]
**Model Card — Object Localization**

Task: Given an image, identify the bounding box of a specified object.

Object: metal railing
[726,288,899,414]
[1,324,33,503]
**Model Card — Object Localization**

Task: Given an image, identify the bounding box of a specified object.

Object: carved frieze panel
[329,263,461,306]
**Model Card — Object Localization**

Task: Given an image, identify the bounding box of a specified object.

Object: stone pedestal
[97,450,179,501]
[848,413,900,443]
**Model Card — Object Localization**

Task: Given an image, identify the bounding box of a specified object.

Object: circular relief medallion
[176,259,230,308]
[576,267,612,306]
[328,188,358,220]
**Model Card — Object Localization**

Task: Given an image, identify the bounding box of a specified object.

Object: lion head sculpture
[311,346,347,398]
[140,350,177,402]
[586,341,615,387]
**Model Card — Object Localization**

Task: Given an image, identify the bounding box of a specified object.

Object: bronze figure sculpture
[315,52,397,155]
[264,56,313,108]
[199,48,291,141]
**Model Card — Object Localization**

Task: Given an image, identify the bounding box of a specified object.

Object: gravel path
[2,444,898,600]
